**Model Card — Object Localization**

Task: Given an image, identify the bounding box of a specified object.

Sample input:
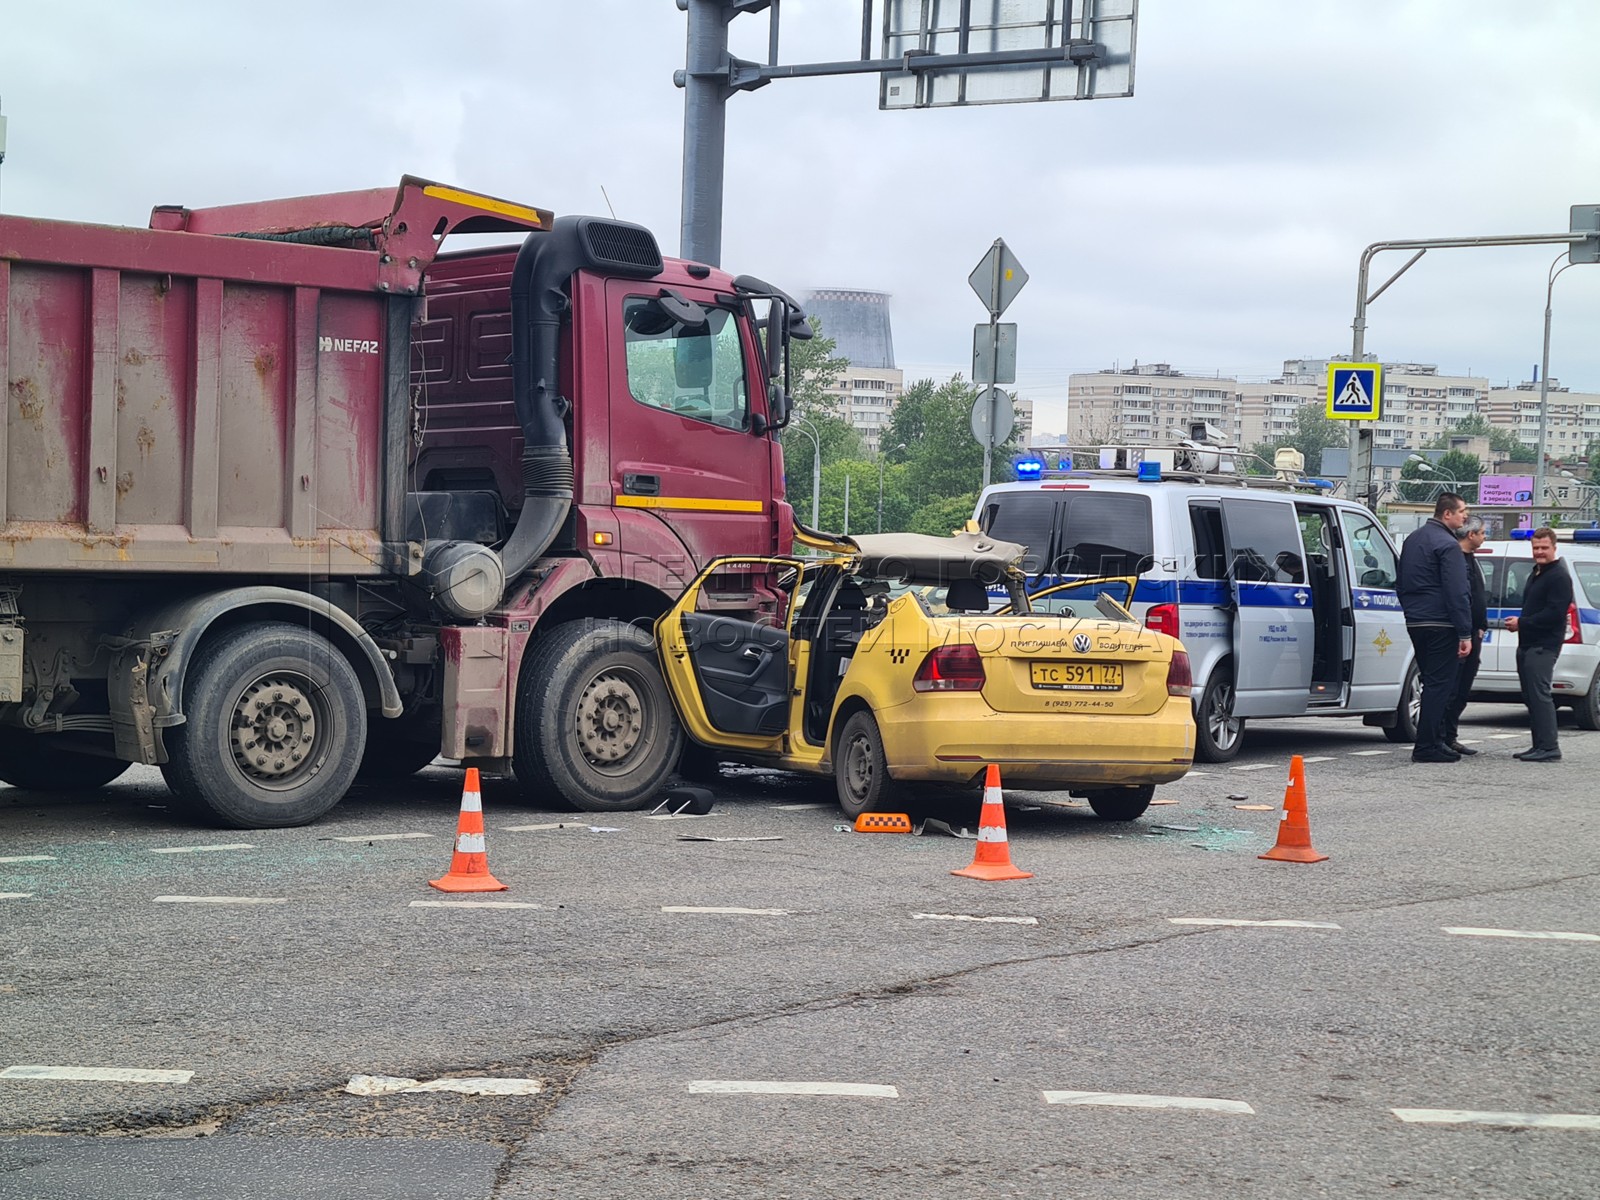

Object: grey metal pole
[679,0,730,266]
[811,436,821,529]
[877,455,886,533]
[1534,253,1574,523]
[843,472,851,536]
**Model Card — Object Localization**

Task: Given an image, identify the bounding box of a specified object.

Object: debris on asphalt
[1226,793,1250,801]
[676,835,783,843]
[1152,824,1202,833]
[914,818,978,839]
[1233,804,1275,811]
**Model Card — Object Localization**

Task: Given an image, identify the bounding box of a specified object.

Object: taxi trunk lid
[945,615,1175,716]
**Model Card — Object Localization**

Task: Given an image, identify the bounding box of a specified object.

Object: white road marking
[1230,764,1275,771]
[1443,927,1600,943]
[502,823,578,832]
[149,844,255,854]
[662,906,790,916]
[1,1065,193,1084]
[1185,771,1210,777]
[1455,739,1482,745]
[408,900,541,910]
[0,855,56,863]
[0,893,34,900]
[688,1080,898,1098]
[1392,1108,1600,1130]
[346,1074,544,1096]
[1044,1090,1254,1114]
[771,802,832,811]
[1171,928,1344,934]
[152,896,286,905]
[330,833,433,842]
[1349,750,1392,756]
[1302,756,1336,763]
[1486,733,1522,740]
[912,912,1039,925]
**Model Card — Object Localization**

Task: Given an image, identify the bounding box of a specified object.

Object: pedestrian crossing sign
[1326,363,1382,420]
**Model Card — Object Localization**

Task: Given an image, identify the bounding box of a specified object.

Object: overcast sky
[6,1,1599,435]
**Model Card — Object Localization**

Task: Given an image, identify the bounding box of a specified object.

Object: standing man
[1504,527,1573,763]
[1396,493,1472,763]
[1442,516,1488,755]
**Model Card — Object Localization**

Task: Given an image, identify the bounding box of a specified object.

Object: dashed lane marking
[503,823,586,832]
[1044,1090,1254,1114]
[152,896,286,905]
[1171,928,1344,934]
[1230,764,1275,771]
[346,1074,544,1096]
[1349,750,1392,756]
[912,912,1039,925]
[330,833,433,842]
[149,844,255,854]
[770,803,832,811]
[1302,756,1336,763]
[0,855,56,863]
[1443,927,1600,943]
[663,906,791,916]
[408,900,541,910]
[0,893,33,900]
[1486,733,1522,740]
[1,1065,193,1084]
[688,1080,898,1098]
[1392,1108,1600,1130]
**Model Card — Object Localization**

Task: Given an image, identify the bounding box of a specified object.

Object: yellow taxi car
[654,530,1195,822]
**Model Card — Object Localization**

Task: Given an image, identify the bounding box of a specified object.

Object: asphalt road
[2,702,1597,1199]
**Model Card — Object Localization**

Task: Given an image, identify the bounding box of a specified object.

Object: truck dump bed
[0,177,548,575]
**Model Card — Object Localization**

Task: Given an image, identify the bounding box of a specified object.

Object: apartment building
[1484,380,1600,463]
[1066,363,1242,446]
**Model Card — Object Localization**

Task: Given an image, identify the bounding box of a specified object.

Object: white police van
[973,450,1418,761]
[1467,529,1600,729]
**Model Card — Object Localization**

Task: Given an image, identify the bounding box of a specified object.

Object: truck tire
[160,622,367,829]
[357,718,442,780]
[1084,784,1155,822]
[512,619,683,813]
[1573,673,1600,732]
[1382,665,1420,743]
[0,730,131,792]
[1194,669,1243,763]
[834,709,901,820]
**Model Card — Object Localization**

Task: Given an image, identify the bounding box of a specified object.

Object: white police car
[975,458,1417,761]
[1467,529,1600,729]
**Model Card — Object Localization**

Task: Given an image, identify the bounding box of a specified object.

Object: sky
[5,1,1599,437]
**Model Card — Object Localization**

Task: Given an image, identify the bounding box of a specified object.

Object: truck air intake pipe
[502,215,664,580]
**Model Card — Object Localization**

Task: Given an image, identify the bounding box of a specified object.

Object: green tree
[778,319,858,524]
[815,457,916,535]
[1398,450,1482,503]
[1245,403,1349,475]
[882,375,1022,507]
[1424,415,1535,463]
[906,492,982,537]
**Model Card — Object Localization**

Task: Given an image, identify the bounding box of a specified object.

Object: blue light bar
[1137,461,1162,482]
[1510,529,1534,540]
[1014,457,1044,480]
[1572,528,1600,543]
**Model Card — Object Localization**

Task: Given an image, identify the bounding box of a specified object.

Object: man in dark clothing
[1396,493,1472,763]
[1505,528,1574,763]
[1442,516,1489,755]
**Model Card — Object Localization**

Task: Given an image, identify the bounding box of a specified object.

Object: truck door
[607,281,775,565]
[1218,497,1316,717]
[1337,507,1410,708]
[656,557,805,756]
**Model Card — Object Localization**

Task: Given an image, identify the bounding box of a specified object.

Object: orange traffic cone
[430,768,508,892]
[951,765,1033,881]
[1258,754,1328,864]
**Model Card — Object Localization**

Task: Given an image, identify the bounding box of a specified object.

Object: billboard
[1477,475,1535,505]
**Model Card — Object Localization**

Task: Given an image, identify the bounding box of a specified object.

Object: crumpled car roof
[840,531,1027,585]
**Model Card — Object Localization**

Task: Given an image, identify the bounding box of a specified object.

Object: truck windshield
[623,298,749,431]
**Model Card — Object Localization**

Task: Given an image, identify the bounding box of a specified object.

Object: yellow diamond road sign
[1327,362,1382,421]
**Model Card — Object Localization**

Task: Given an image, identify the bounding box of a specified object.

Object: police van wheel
[1383,665,1420,744]
[1572,675,1600,732]
[1194,671,1243,763]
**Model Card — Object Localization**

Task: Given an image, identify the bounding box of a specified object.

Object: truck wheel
[0,730,131,792]
[1194,669,1243,762]
[1084,785,1155,822]
[1382,665,1420,743]
[357,719,442,780]
[834,709,900,820]
[1573,674,1600,732]
[160,622,366,829]
[513,619,683,813]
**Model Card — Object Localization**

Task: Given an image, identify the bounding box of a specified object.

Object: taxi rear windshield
[979,491,1154,578]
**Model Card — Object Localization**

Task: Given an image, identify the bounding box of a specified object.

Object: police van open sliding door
[1336,507,1409,709]
[1218,497,1316,718]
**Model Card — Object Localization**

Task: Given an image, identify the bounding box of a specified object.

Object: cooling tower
[802,289,896,369]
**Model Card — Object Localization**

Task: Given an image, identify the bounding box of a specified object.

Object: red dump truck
[0,176,808,826]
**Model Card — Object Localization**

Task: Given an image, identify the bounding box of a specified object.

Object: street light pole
[877,443,907,533]
[790,419,822,530]
[1535,251,1580,521]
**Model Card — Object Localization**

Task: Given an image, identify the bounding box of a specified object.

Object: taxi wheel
[1084,785,1155,822]
[834,710,900,820]
[1194,670,1243,763]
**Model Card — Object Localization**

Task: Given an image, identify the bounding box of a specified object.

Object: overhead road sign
[1326,363,1382,421]
[1572,204,1600,265]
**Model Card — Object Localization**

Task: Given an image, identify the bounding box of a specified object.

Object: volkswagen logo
[1072,633,1091,654]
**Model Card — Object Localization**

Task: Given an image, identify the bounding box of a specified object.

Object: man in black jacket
[1396,493,1472,763]
[1504,528,1574,762]
[1442,516,1489,755]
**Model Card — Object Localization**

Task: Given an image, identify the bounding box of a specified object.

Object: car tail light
[1166,649,1193,697]
[1566,604,1583,645]
[1145,602,1181,639]
[912,644,986,692]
